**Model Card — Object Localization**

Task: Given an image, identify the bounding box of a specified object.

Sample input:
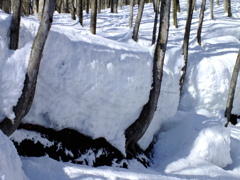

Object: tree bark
[69,0,76,20]
[0,0,55,137]
[227,0,232,17]
[38,0,45,20]
[210,0,214,20]
[78,0,83,26]
[225,50,240,127]
[23,0,30,16]
[172,0,178,28]
[90,0,97,34]
[179,0,195,94]
[2,0,10,13]
[151,0,159,45]
[111,0,118,13]
[125,0,171,157]
[129,0,134,28]
[10,0,22,50]
[197,0,206,45]
[132,0,144,42]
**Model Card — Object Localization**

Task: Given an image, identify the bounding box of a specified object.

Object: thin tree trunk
[125,0,171,157]
[152,0,159,45]
[225,50,240,127]
[97,0,101,13]
[0,0,55,137]
[111,0,118,13]
[176,0,180,12]
[2,0,10,13]
[172,0,178,28]
[132,0,144,42]
[129,0,134,28]
[23,0,30,16]
[227,0,232,17]
[179,0,195,94]
[90,0,97,34]
[197,0,206,45]
[210,0,214,19]
[33,0,39,14]
[78,0,83,26]
[10,0,22,50]
[86,0,89,13]
[69,0,76,20]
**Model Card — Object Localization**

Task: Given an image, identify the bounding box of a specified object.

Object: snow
[0,0,240,179]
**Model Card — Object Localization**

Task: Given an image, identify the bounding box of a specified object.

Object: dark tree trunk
[151,0,159,45]
[129,0,134,28]
[111,0,118,13]
[0,0,55,137]
[125,0,171,157]
[23,0,30,16]
[10,0,22,50]
[90,0,97,34]
[132,0,144,42]
[225,50,240,127]
[179,0,195,94]
[197,0,206,45]
[227,0,232,17]
[176,0,180,12]
[86,0,90,13]
[78,0,83,26]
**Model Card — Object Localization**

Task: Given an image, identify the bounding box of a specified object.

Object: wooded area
[0,0,238,167]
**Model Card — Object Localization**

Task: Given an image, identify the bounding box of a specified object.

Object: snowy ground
[1,0,240,179]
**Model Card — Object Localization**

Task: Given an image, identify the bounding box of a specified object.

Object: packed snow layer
[0,131,27,180]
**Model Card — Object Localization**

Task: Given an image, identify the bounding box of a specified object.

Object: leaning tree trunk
[9,0,22,50]
[0,0,55,137]
[125,0,171,157]
[90,0,97,34]
[152,0,160,45]
[179,0,195,94]
[129,0,134,28]
[225,50,240,127]
[132,0,144,42]
[196,0,206,45]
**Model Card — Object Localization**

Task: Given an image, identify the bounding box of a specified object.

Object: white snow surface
[0,0,240,179]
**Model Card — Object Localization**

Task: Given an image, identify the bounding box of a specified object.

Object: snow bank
[17,16,153,153]
[0,130,27,180]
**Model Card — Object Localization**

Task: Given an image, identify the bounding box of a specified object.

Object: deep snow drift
[1,0,240,179]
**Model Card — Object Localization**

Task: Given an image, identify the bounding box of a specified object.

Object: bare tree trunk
[10,0,22,50]
[97,0,101,13]
[125,0,171,157]
[227,0,232,17]
[210,0,214,19]
[111,0,118,13]
[86,0,90,13]
[152,0,159,45]
[129,0,134,28]
[23,0,30,16]
[225,50,240,127]
[2,0,10,13]
[0,0,55,137]
[69,0,76,20]
[179,0,195,93]
[38,0,45,20]
[132,0,144,42]
[90,0,97,34]
[197,0,206,45]
[172,0,178,28]
[33,0,39,14]
[77,0,83,26]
